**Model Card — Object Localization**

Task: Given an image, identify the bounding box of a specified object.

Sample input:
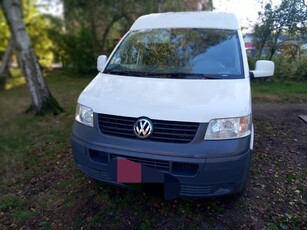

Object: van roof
[130,12,240,31]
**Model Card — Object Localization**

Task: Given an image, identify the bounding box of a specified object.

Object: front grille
[98,114,199,143]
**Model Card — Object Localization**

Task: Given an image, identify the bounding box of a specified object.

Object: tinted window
[104,29,243,79]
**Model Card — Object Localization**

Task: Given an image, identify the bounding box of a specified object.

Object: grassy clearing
[252,80,307,103]
[0,69,93,227]
[0,70,306,229]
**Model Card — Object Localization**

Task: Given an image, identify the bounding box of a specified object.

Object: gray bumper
[71,121,252,197]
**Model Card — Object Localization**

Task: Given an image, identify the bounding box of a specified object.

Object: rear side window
[105,28,243,79]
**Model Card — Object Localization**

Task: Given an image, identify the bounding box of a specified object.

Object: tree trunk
[1,0,63,115]
[101,16,124,53]
[0,37,14,90]
[257,42,265,59]
[268,29,281,60]
[158,0,163,13]
[153,0,163,13]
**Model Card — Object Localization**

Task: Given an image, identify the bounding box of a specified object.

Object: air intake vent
[172,162,199,176]
[110,154,170,172]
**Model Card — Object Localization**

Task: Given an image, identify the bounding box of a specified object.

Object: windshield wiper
[146,72,221,79]
[104,69,145,77]
[104,70,222,79]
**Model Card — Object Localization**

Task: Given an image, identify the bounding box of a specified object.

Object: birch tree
[1,0,63,115]
[0,37,13,89]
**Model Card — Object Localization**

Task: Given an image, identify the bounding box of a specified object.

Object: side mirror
[250,60,274,78]
[97,55,107,72]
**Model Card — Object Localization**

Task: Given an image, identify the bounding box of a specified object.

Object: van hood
[78,73,251,123]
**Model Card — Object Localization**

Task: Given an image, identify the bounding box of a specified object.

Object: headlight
[75,104,94,127]
[204,115,251,140]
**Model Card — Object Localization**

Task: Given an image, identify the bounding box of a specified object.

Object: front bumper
[71,121,252,197]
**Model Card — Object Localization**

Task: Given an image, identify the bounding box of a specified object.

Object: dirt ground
[1,103,306,229]
[242,103,307,229]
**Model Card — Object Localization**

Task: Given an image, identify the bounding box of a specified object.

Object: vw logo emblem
[133,118,153,139]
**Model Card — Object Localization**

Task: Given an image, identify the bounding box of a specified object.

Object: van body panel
[130,12,240,30]
[78,74,251,123]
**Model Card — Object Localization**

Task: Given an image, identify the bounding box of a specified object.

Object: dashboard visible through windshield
[104,28,244,79]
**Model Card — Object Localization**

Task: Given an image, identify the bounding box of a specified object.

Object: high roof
[130,12,240,31]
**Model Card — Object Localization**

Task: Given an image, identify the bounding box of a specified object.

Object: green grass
[0,196,24,212]
[0,69,92,227]
[252,80,307,103]
[13,208,37,224]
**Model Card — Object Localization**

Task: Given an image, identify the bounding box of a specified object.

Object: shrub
[273,55,307,82]
[62,27,96,74]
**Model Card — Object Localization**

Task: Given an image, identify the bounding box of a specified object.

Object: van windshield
[104,29,244,79]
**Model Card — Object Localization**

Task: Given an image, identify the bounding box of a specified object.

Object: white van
[71,12,274,198]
